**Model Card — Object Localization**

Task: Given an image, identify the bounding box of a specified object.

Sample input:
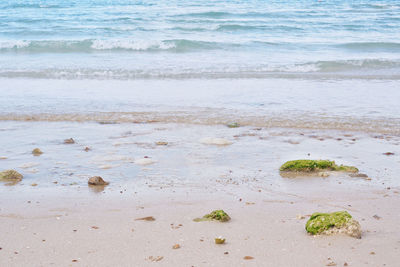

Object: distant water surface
[0,0,400,79]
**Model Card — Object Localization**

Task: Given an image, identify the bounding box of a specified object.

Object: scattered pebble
[224,252,229,255]
[383,152,395,156]
[148,256,163,262]
[372,215,381,220]
[155,141,168,146]
[215,236,226,244]
[31,183,38,187]
[84,147,91,152]
[91,226,99,229]
[243,256,254,260]
[88,176,109,186]
[64,138,75,144]
[32,148,43,156]
[172,244,180,249]
[135,216,155,221]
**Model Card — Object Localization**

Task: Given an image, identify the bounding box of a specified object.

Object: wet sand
[0,122,400,266]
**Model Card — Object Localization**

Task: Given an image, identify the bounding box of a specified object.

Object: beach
[1,0,400,266]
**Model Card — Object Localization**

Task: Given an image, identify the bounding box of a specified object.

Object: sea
[0,0,400,191]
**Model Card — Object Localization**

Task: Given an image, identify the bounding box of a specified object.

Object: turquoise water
[1,0,400,79]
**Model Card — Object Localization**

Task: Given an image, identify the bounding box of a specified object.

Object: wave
[336,42,400,52]
[0,39,234,53]
[1,59,400,80]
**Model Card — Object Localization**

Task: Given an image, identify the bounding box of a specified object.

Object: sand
[0,122,399,266]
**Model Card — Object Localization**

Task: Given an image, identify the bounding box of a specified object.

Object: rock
[64,138,75,144]
[88,176,109,186]
[215,237,226,244]
[172,244,180,249]
[84,147,91,152]
[194,210,231,222]
[280,160,358,173]
[134,158,155,166]
[243,256,254,260]
[0,170,23,181]
[32,148,43,156]
[227,122,240,128]
[305,211,361,239]
[200,138,232,146]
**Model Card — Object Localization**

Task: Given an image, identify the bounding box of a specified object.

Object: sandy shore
[1,122,400,266]
[0,183,399,267]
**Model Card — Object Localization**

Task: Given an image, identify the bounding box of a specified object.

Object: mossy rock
[227,122,240,128]
[0,170,23,181]
[194,210,231,222]
[32,148,43,156]
[305,211,361,238]
[280,160,358,173]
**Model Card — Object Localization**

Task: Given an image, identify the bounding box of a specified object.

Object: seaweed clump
[194,210,231,222]
[280,160,358,173]
[305,211,361,239]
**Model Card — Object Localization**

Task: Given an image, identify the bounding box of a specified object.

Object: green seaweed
[305,211,352,235]
[279,160,358,173]
[227,122,240,128]
[194,210,231,222]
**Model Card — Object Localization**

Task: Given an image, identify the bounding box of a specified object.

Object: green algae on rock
[0,169,23,181]
[280,160,358,173]
[194,210,231,222]
[305,211,361,239]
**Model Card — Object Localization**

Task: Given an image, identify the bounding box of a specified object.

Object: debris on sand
[32,148,43,156]
[305,211,361,239]
[88,176,109,186]
[0,169,23,182]
[194,210,231,222]
[64,138,75,144]
[135,216,156,221]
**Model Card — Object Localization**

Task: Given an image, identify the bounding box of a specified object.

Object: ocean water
[0,0,400,79]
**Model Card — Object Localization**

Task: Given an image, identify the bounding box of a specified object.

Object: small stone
[215,237,226,244]
[32,148,43,156]
[135,216,155,221]
[172,244,180,249]
[370,251,375,255]
[296,214,306,220]
[88,176,109,186]
[383,152,395,156]
[243,256,254,260]
[372,215,381,220]
[84,147,91,152]
[31,183,38,187]
[344,263,348,266]
[155,141,168,146]
[349,173,368,178]
[224,252,229,255]
[326,261,337,266]
[91,226,99,229]
[64,138,75,144]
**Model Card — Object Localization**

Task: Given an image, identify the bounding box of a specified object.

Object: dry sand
[0,181,399,267]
